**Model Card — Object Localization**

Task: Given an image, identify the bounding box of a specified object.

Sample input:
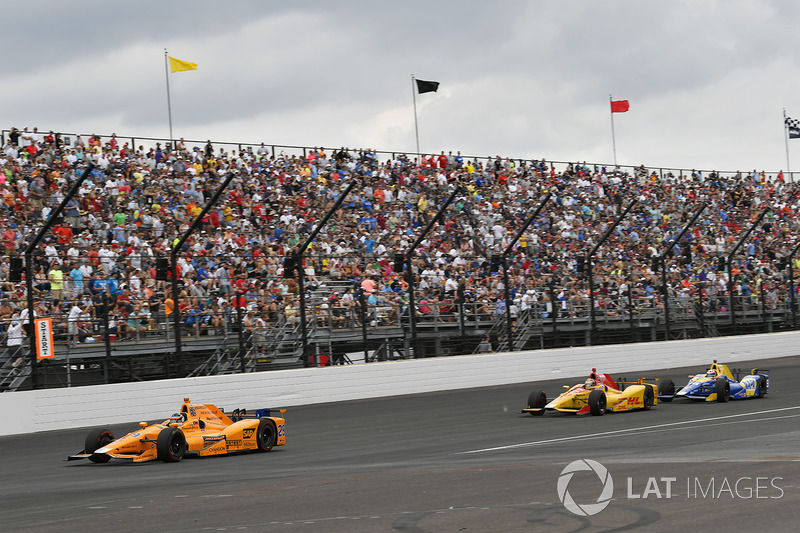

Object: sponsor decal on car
[622,396,642,407]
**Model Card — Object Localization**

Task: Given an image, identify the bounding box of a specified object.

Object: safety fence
[2,275,798,392]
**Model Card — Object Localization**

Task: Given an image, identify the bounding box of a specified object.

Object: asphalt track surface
[1,356,799,533]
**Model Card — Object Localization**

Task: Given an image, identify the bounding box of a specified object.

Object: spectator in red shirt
[2,227,16,253]
[55,225,73,246]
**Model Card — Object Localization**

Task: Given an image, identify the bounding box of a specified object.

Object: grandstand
[1,127,798,392]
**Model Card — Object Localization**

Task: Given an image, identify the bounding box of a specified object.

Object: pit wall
[1,332,795,437]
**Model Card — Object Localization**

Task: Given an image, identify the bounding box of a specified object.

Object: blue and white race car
[657,360,769,403]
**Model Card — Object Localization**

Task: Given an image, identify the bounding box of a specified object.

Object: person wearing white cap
[520,289,536,312]
[6,319,24,348]
[4,318,25,371]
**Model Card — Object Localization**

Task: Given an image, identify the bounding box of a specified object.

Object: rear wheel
[256,418,277,452]
[157,427,186,462]
[588,389,607,416]
[715,378,730,402]
[526,390,547,416]
[85,428,114,463]
[657,379,675,402]
[643,386,655,410]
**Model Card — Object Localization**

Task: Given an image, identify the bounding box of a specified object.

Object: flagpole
[165,49,174,143]
[784,109,792,182]
[609,94,617,168]
[412,74,420,158]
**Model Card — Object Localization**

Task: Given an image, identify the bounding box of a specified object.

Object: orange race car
[67,397,286,463]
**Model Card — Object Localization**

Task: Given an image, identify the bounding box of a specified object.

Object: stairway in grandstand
[0,353,31,392]
[188,312,314,377]
[693,301,720,338]
[490,308,538,352]
[187,330,243,376]
[254,318,313,370]
[309,279,356,305]
[186,280,359,377]
[510,308,540,349]
[371,338,408,361]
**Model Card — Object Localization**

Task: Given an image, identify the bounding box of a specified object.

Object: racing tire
[588,389,607,416]
[157,427,187,462]
[255,418,277,452]
[756,375,767,398]
[715,377,730,403]
[526,390,547,416]
[657,379,675,402]
[85,428,114,463]
[643,386,655,410]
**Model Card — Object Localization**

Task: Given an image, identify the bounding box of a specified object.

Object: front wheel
[157,427,186,462]
[657,379,675,402]
[255,418,277,452]
[588,389,607,416]
[527,390,547,416]
[715,378,730,403]
[85,428,114,463]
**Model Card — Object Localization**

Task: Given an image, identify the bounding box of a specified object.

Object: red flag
[610,100,630,113]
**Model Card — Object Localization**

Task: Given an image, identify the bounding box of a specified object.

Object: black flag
[786,116,800,139]
[415,79,440,94]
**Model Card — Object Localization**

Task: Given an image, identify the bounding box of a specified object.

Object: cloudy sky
[6,1,800,174]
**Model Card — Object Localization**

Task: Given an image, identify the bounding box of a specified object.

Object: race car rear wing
[616,377,659,384]
[616,377,663,387]
[731,368,770,380]
[225,408,287,422]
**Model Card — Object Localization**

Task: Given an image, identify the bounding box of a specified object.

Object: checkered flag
[786,116,800,139]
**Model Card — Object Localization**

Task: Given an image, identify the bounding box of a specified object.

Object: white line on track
[457,404,800,455]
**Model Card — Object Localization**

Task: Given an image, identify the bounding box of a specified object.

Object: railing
[3,128,794,183]
[2,288,797,391]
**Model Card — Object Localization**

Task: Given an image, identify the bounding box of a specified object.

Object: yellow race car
[522,368,667,416]
[67,397,286,463]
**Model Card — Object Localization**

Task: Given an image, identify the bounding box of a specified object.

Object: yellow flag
[168,56,197,73]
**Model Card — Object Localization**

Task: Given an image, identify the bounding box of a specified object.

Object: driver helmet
[584,378,597,388]
[706,369,718,379]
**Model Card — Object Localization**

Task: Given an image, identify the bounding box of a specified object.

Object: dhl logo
[617,396,642,407]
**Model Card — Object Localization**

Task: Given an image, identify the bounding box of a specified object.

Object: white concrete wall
[1,332,796,437]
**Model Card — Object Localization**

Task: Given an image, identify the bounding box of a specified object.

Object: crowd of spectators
[2,124,800,359]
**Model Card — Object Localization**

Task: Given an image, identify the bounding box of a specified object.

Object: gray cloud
[5,1,800,172]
